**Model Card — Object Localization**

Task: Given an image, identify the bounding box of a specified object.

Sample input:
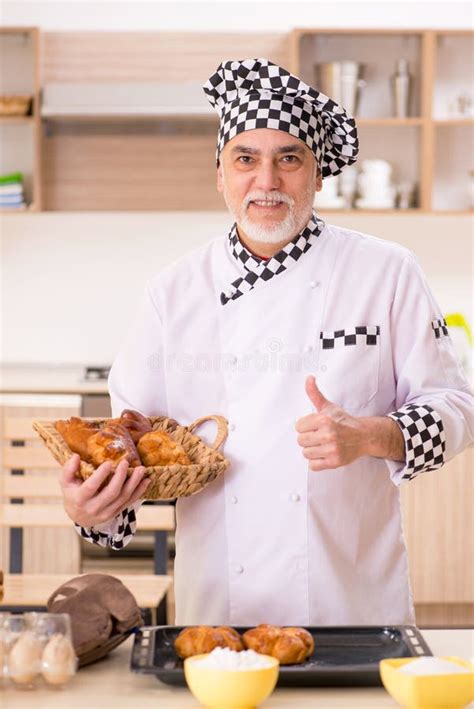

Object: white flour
[193,647,275,670]
[400,657,471,675]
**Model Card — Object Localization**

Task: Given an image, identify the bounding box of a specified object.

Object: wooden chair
[1,417,175,622]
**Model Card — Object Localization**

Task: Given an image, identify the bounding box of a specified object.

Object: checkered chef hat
[203,58,359,178]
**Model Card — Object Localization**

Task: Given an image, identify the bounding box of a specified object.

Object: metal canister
[315,61,366,116]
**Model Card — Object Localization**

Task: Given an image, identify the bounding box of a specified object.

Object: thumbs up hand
[295,375,367,472]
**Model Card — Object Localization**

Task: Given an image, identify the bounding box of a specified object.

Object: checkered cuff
[387,404,446,481]
[74,507,138,551]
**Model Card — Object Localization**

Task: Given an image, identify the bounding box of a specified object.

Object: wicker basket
[33,415,229,500]
[0,95,32,117]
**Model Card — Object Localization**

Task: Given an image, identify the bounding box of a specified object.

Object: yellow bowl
[379,656,474,709]
[184,653,279,709]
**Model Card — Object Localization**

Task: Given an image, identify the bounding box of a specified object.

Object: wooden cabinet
[401,447,474,625]
[290,28,474,214]
[40,31,288,211]
[1,27,471,213]
[0,27,42,211]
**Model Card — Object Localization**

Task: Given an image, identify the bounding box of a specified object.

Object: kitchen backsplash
[1,212,472,365]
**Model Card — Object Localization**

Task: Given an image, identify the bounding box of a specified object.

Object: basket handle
[187,415,228,451]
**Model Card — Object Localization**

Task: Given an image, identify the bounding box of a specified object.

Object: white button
[231,495,238,504]
[310,280,321,288]
[303,345,313,353]
[226,290,235,299]
[320,364,327,372]
[234,565,244,574]
[229,422,236,431]
[290,493,301,502]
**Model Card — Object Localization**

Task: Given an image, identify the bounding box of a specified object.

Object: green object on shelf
[445,313,473,346]
[0,171,23,185]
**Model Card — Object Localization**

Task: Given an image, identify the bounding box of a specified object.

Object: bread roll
[108,409,152,443]
[137,430,190,466]
[242,624,314,665]
[174,626,243,659]
[55,417,100,463]
[87,424,141,469]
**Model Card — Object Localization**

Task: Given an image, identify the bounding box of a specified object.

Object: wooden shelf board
[357,118,424,126]
[0,204,34,214]
[42,111,217,121]
[434,29,474,37]
[0,115,35,124]
[431,210,474,215]
[293,28,425,36]
[318,208,423,214]
[12,208,470,216]
[433,119,474,126]
[318,209,473,216]
[0,27,38,35]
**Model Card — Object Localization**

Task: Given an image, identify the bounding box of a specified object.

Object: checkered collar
[221,210,324,305]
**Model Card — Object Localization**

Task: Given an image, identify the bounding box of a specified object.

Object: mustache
[243,191,294,209]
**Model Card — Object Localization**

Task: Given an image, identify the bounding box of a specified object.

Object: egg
[41,633,77,686]
[7,631,43,685]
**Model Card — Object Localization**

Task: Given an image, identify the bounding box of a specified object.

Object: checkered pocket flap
[320,325,380,349]
[318,325,381,411]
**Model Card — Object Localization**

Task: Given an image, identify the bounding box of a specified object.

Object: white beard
[221,183,315,245]
[238,206,302,244]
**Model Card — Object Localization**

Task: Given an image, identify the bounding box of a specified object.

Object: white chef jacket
[76,218,473,626]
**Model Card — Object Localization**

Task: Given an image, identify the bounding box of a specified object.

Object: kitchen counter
[2,629,473,708]
[0,365,109,395]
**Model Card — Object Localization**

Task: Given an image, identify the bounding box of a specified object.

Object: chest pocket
[318,326,381,412]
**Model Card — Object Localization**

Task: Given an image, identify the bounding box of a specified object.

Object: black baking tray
[130,625,432,687]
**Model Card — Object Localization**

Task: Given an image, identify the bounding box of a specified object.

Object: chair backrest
[0,502,175,531]
[1,415,80,574]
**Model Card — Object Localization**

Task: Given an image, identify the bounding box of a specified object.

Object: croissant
[174,626,244,659]
[87,424,141,469]
[137,430,190,466]
[55,417,101,463]
[108,409,152,443]
[242,624,314,665]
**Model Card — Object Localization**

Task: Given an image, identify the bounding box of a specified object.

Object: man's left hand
[295,375,369,471]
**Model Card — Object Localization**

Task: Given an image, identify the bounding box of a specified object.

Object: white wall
[1,1,472,365]
[1,212,472,365]
[1,0,472,31]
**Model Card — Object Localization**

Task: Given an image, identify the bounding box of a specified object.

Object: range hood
[41,81,215,118]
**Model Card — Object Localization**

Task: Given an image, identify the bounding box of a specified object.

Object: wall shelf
[357,118,425,126]
[290,28,474,213]
[0,116,35,125]
[1,28,472,213]
[0,27,41,210]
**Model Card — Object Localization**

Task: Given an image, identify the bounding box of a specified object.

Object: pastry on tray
[174,626,244,659]
[174,624,314,664]
[242,624,314,664]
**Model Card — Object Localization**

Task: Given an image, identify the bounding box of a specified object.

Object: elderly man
[61,59,473,626]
